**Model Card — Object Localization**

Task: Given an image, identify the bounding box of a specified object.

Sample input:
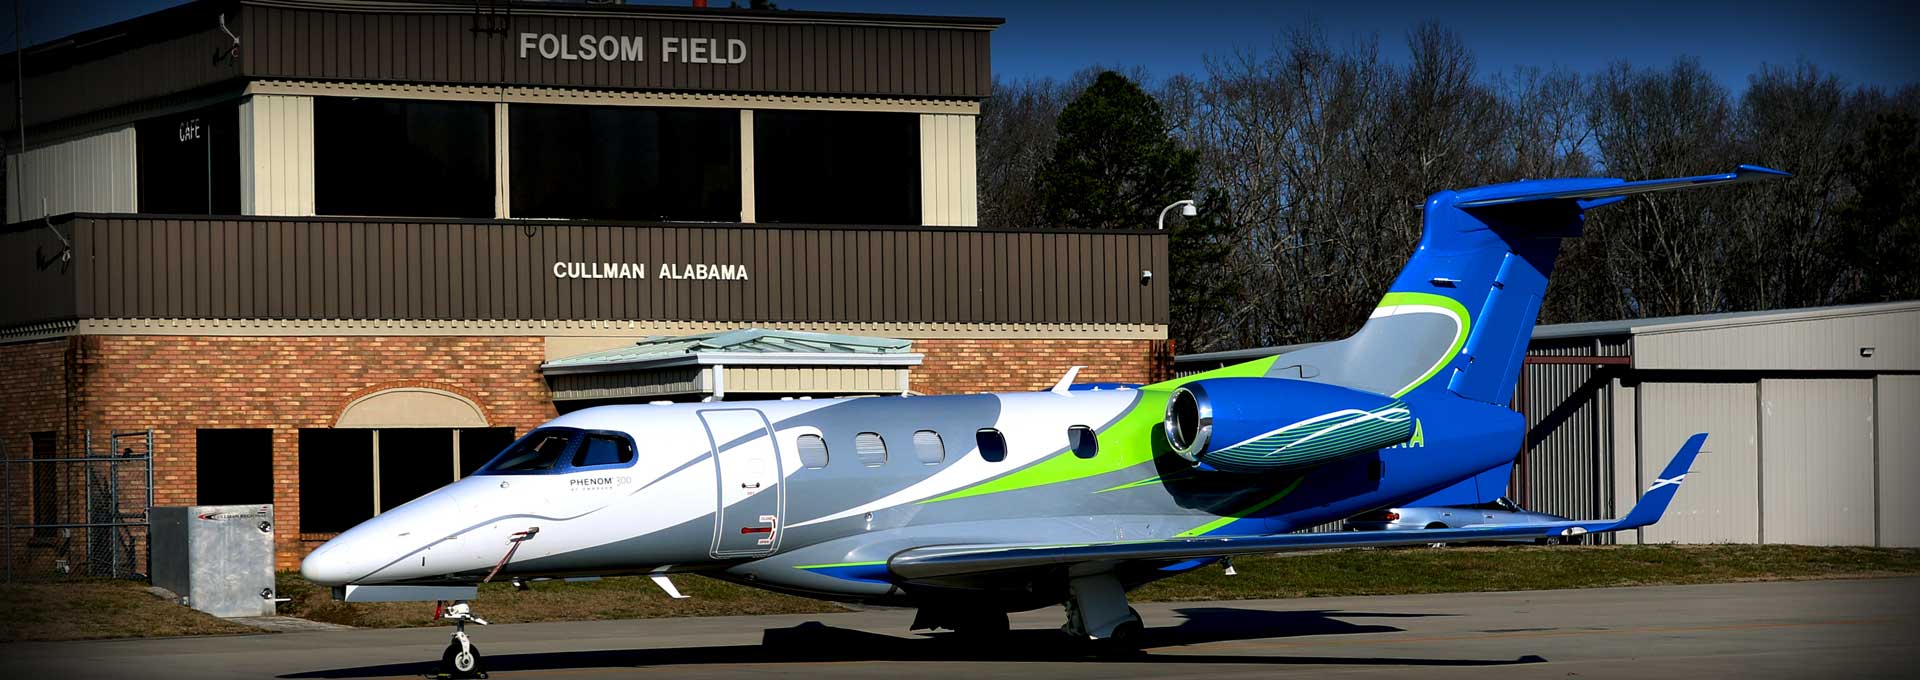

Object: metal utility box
[149,505,277,617]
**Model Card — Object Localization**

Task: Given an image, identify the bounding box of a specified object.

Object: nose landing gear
[435,600,489,679]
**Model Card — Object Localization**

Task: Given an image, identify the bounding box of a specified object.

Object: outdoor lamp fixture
[1158,200,1198,230]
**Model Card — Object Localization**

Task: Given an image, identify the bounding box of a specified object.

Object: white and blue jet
[302,165,1785,676]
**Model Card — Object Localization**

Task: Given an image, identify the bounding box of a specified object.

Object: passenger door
[700,409,784,558]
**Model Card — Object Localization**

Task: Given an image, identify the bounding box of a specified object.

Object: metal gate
[2,430,154,582]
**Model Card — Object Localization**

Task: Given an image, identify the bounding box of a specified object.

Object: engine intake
[1164,377,1414,474]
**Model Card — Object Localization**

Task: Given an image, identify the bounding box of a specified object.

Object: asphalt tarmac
[5,577,1915,679]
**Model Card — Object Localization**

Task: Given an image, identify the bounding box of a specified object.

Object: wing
[889,433,1706,585]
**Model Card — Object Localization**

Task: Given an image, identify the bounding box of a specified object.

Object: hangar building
[1177,301,1920,547]
[0,0,1170,572]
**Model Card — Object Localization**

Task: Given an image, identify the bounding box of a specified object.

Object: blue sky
[9,0,1917,92]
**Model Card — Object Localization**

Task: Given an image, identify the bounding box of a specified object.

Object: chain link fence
[2,430,154,582]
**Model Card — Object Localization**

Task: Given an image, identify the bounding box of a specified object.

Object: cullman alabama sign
[552,261,751,281]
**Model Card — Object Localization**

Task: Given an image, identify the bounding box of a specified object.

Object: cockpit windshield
[474,427,641,475]
[480,428,580,473]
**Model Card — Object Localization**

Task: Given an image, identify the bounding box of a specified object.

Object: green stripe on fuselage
[918,356,1282,504]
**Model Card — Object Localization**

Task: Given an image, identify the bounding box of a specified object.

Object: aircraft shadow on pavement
[281,607,1544,678]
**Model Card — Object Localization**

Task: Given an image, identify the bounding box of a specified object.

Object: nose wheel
[435,600,489,679]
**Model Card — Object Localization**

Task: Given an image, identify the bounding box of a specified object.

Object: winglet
[1608,432,1708,531]
[1050,366,1086,394]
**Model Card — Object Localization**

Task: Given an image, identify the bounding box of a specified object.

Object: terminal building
[0,0,1170,571]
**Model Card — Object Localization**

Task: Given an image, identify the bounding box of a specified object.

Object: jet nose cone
[300,533,369,586]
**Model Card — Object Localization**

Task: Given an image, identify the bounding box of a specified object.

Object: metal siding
[1760,378,1877,546]
[5,127,138,223]
[1609,377,1640,543]
[1520,361,1612,521]
[1635,308,1918,371]
[1877,375,1920,547]
[240,4,991,99]
[1638,381,1760,544]
[2,216,1165,329]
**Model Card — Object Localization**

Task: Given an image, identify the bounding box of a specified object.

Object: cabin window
[855,432,888,467]
[797,434,830,469]
[1068,426,1099,459]
[976,429,1008,463]
[572,434,636,468]
[196,429,273,506]
[912,430,945,465]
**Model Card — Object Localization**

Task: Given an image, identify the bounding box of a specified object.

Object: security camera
[1140,270,1154,285]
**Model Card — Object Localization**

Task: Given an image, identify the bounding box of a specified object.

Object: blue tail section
[1377,166,1788,405]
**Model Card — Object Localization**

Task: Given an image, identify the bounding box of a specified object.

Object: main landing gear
[436,600,489,679]
[1062,569,1144,644]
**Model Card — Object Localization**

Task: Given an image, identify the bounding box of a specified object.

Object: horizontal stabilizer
[1454,165,1790,209]
[887,434,1707,584]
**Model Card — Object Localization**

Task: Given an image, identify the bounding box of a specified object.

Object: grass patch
[1132,544,1920,602]
[0,579,260,642]
[275,572,841,629]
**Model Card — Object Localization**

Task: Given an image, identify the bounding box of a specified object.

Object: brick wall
[75,335,555,569]
[3,333,1167,571]
[912,338,1171,394]
[0,339,79,577]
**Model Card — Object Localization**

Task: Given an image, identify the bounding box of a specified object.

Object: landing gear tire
[441,641,483,678]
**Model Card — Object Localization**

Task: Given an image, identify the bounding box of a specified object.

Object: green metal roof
[541,328,921,375]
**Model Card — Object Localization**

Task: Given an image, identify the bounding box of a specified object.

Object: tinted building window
[754,110,920,225]
[137,102,240,215]
[458,428,517,478]
[31,432,56,538]
[377,428,454,513]
[298,429,374,534]
[196,429,273,506]
[314,97,493,218]
[511,104,739,221]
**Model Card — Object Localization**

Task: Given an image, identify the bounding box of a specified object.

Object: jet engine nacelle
[1163,377,1415,474]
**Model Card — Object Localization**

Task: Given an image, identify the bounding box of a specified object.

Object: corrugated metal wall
[1878,375,1920,548]
[1519,360,1613,521]
[236,4,994,99]
[1634,309,1918,371]
[238,95,315,216]
[919,113,978,227]
[5,126,138,223]
[1637,381,1761,544]
[0,216,1165,328]
[1758,378,1877,546]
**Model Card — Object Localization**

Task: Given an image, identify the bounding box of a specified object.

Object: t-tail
[1271,165,1790,404]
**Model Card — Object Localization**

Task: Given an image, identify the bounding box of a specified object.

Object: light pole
[1158,200,1198,230]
